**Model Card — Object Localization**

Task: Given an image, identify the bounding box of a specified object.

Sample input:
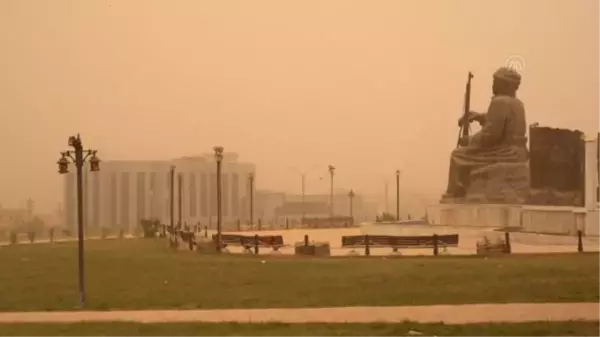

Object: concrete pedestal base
[427,203,599,236]
[467,162,530,204]
[427,204,522,228]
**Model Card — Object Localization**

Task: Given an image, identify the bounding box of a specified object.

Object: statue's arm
[458,111,487,127]
[475,112,487,126]
[471,98,510,147]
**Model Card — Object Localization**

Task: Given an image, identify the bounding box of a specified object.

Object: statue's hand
[457,111,481,127]
[458,135,471,147]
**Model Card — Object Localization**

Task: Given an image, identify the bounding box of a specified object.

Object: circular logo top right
[504,54,526,75]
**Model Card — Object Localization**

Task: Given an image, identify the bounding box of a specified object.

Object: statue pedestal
[427,203,598,237]
[466,162,530,204]
[427,203,522,228]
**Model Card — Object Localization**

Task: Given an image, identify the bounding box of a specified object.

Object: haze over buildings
[62,153,255,232]
[0,0,598,214]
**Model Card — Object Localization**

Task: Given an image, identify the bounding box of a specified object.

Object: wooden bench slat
[211,234,285,247]
[342,234,459,248]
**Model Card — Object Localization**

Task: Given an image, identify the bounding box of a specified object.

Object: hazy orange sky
[1,0,598,212]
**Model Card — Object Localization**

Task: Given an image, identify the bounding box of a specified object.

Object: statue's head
[492,67,521,97]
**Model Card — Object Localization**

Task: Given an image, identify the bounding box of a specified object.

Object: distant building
[0,199,38,230]
[0,206,30,229]
[240,190,287,226]
[275,201,329,219]
[274,192,377,224]
[62,153,255,233]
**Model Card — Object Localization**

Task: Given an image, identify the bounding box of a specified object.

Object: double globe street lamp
[57,134,100,308]
[348,189,355,225]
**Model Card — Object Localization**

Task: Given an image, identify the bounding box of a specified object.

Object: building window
[177,173,184,225]
[136,172,146,224]
[231,173,239,217]
[93,172,100,229]
[189,173,197,218]
[110,172,118,229]
[165,170,173,222]
[149,172,156,219]
[210,173,217,215]
[200,173,208,217]
[120,172,130,230]
[222,173,229,217]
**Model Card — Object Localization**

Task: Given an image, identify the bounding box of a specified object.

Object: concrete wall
[427,204,521,228]
[585,210,599,236]
[520,206,577,235]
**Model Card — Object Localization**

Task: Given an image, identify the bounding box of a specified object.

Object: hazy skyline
[1,0,598,212]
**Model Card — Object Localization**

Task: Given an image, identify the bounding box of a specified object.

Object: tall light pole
[396,170,401,221]
[300,173,306,224]
[289,166,319,225]
[328,165,335,222]
[214,146,224,252]
[177,173,183,228]
[57,134,100,308]
[248,173,254,227]
[348,189,355,225]
[169,166,175,229]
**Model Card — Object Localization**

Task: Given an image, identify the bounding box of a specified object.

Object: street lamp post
[57,134,100,308]
[396,170,401,221]
[348,189,355,225]
[328,165,335,223]
[289,166,318,225]
[214,146,224,252]
[177,173,183,228]
[300,173,306,224]
[169,166,175,230]
[248,173,254,227]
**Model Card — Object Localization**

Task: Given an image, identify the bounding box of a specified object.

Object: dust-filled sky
[0,0,598,212]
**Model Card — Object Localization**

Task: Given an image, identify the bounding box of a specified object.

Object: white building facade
[63,153,256,233]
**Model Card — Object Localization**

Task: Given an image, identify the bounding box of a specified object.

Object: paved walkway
[0,303,597,324]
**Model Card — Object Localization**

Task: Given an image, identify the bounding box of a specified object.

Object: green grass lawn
[0,239,597,311]
[0,321,597,336]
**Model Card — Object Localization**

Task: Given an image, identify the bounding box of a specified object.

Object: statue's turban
[494,67,521,84]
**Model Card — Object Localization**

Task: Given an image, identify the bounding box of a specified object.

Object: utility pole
[328,165,335,224]
[169,166,175,229]
[301,173,306,224]
[248,173,254,227]
[289,165,319,225]
[177,173,183,228]
[396,170,401,221]
[348,189,355,224]
[214,146,224,253]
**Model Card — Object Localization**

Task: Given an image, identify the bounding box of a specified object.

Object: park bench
[476,233,512,255]
[212,234,285,254]
[179,230,196,250]
[341,234,459,256]
[162,226,196,250]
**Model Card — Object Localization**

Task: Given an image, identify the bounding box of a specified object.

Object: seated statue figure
[442,67,529,203]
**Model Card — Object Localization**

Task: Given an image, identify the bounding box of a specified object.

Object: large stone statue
[442,67,530,203]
